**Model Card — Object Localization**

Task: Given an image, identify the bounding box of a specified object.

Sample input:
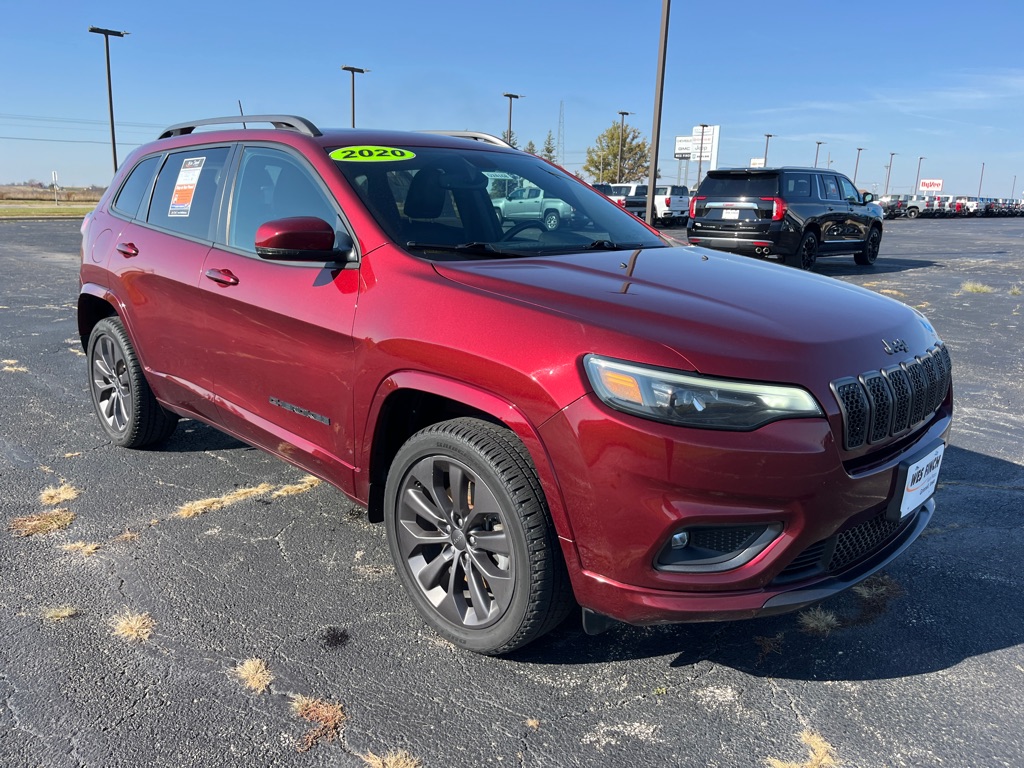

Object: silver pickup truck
[494,186,574,231]
[610,183,690,227]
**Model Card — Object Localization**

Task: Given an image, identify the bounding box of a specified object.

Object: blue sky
[3,0,1024,197]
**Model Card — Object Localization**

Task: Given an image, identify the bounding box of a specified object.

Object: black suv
[687,167,883,270]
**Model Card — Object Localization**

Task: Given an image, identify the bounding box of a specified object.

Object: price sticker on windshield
[330,146,416,162]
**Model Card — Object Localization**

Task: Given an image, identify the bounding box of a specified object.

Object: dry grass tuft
[61,541,101,557]
[174,483,274,518]
[754,632,786,664]
[42,605,79,622]
[40,483,81,506]
[852,573,904,603]
[10,509,75,537]
[113,528,140,543]
[879,289,906,298]
[766,729,838,768]
[63,452,82,458]
[1010,284,1022,296]
[229,658,274,693]
[290,695,347,752]
[3,362,28,372]
[798,606,841,637]
[525,718,541,730]
[110,610,156,642]
[360,750,422,768]
[272,475,322,497]
[961,280,994,294]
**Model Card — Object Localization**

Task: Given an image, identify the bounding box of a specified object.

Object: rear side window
[147,147,231,240]
[781,173,812,198]
[698,174,778,197]
[112,155,160,219]
[818,174,842,201]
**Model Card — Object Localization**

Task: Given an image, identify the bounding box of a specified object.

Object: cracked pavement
[1,218,1022,767]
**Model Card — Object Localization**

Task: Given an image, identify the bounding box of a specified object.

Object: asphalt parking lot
[1,217,1022,767]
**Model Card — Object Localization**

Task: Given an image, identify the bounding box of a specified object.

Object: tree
[541,131,557,162]
[525,140,537,155]
[500,129,518,149]
[583,122,650,184]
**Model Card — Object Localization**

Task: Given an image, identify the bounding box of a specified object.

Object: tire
[786,231,818,270]
[906,207,919,219]
[87,317,179,448]
[543,210,560,231]
[384,418,572,655]
[855,226,882,266]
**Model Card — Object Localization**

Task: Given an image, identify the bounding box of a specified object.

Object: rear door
[111,145,232,420]
[815,173,851,252]
[199,144,361,492]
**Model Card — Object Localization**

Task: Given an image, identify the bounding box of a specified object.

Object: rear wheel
[786,231,818,270]
[906,207,919,219]
[855,226,882,266]
[543,210,560,231]
[384,418,572,654]
[87,317,178,448]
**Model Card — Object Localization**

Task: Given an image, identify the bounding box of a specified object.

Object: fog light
[656,523,783,573]
[670,532,690,549]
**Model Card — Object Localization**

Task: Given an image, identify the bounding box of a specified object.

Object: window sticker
[168,157,206,217]
[330,146,416,162]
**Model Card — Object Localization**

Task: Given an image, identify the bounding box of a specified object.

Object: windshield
[331,144,666,258]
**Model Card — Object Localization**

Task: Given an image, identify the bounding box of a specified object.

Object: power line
[0,112,163,129]
[0,135,143,147]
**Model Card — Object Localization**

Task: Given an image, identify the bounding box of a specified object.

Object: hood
[432,246,940,387]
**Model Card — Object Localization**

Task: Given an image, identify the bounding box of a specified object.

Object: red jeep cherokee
[78,116,952,654]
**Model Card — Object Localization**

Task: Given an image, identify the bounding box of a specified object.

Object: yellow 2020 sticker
[330,146,416,162]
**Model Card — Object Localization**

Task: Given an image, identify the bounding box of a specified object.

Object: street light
[853,147,865,185]
[616,110,633,183]
[763,133,773,166]
[914,156,926,195]
[884,152,897,196]
[978,162,985,198]
[814,141,825,168]
[341,66,369,128]
[696,123,709,185]
[88,26,129,173]
[502,93,522,147]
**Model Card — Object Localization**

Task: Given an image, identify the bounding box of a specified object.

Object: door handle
[204,268,239,286]
[116,242,139,258]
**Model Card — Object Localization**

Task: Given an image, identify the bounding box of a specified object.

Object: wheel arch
[359,371,577,544]
[77,285,119,350]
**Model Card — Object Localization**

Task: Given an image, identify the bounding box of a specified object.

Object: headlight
[584,355,823,430]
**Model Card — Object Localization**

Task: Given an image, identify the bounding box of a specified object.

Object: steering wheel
[500,221,547,241]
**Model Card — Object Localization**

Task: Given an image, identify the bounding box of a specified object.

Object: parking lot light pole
[814,141,825,168]
[884,152,897,196]
[502,93,522,147]
[341,66,369,128]
[978,162,985,198]
[88,26,129,174]
[853,147,865,185]
[1012,175,1017,199]
[763,134,773,166]
[616,110,632,183]
[915,156,926,195]
[696,124,708,186]
[643,0,671,227]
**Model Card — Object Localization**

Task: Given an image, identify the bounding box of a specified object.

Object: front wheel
[87,317,178,448]
[906,207,920,219]
[786,231,818,270]
[855,226,882,266]
[543,210,561,231]
[384,418,572,654]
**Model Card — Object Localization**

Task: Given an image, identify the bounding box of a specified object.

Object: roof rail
[419,130,516,149]
[158,115,322,140]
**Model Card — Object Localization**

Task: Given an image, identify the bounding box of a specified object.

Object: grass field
[0,185,101,218]
[0,202,95,218]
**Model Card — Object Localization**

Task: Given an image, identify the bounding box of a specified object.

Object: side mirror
[862,192,875,204]
[255,217,355,263]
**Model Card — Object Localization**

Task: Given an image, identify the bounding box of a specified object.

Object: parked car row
[879,194,1024,219]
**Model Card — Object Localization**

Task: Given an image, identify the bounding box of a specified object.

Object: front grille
[774,511,908,583]
[832,343,951,450]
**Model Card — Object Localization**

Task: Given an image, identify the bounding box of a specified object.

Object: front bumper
[541,392,951,626]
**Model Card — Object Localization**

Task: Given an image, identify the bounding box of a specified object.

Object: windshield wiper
[582,240,650,251]
[405,241,521,257]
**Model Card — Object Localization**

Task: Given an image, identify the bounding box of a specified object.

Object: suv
[79,115,952,654]
[687,167,884,270]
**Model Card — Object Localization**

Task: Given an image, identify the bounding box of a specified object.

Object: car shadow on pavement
[513,445,1023,683]
[814,256,939,278]
[160,419,252,453]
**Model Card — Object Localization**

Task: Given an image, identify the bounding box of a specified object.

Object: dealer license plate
[722,208,739,220]
[890,442,944,519]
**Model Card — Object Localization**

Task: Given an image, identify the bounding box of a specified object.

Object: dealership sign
[919,179,943,192]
